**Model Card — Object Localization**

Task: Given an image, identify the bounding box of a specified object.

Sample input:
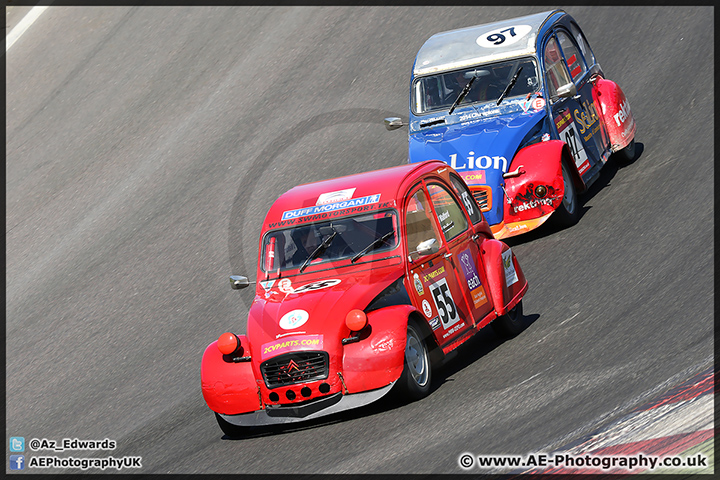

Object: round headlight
[345,309,368,332]
[217,332,241,355]
[535,185,547,198]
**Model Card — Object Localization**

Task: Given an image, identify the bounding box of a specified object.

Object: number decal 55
[429,277,461,329]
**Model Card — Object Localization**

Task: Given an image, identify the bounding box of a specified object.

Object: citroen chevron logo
[286,360,300,372]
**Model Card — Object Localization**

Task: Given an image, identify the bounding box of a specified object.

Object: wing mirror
[384,117,405,130]
[556,82,577,99]
[415,238,439,256]
[230,275,251,290]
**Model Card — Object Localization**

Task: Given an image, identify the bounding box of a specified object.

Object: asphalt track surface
[6,5,713,474]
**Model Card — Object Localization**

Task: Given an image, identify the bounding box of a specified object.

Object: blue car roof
[413,10,562,76]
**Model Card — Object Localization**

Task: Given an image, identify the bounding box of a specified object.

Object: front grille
[472,186,492,212]
[260,351,329,389]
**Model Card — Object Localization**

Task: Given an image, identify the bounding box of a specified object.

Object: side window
[570,23,596,67]
[405,188,442,255]
[543,35,572,99]
[557,30,587,83]
[427,183,469,241]
[448,174,483,225]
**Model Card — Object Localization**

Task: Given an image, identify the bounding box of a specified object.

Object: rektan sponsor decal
[614,100,631,126]
[261,334,323,360]
[282,194,381,220]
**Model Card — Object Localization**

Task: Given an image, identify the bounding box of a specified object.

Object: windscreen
[261,210,398,272]
[412,57,539,115]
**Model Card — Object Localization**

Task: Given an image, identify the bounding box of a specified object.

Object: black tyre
[491,300,525,338]
[215,412,247,438]
[615,138,636,163]
[551,162,580,228]
[397,320,431,400]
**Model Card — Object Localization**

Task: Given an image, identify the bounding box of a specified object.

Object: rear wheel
[491,300,525,338]
[615,138,636,163]
[215,413,247,438]
[551,162,580,228]
[397,320,431,400]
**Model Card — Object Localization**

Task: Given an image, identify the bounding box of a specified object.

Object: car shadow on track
[505,142,645,247]
[220,310,541,441]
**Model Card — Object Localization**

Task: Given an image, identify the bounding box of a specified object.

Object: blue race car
[386,9,636,238]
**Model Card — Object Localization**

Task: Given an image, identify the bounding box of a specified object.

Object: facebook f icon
[10,455,25,470]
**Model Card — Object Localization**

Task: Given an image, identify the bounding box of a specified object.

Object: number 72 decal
[429,277,461,329]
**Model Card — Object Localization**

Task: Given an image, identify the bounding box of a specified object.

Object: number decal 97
[476,24,533,49]
[429,277,461,329]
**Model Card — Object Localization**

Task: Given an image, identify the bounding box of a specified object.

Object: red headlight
[217,332,241,355]
[345,309,367,332]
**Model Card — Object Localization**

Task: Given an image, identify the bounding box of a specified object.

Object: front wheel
[551,162,580,228]
[397,320,431,401]
[215,413,248,438]
[491,300,525,338]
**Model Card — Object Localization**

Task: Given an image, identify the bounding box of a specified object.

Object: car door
[403,184,473,347]
[543,31,606,182]
[426,179,495,327]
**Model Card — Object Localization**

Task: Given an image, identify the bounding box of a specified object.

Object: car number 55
[429,277,460,328]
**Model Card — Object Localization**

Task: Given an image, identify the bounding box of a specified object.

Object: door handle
[444,253,452,259]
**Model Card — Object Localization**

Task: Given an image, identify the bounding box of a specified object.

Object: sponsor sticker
[261,334,323,360]
[282,194,381,220]
[278,278,293,293]
[555,110,590,175]
[462,171,486,183]
[502,249,519,286]
[413,273,424,296]
[316,188,356,205]
[532,97,545,110]
[279,309,310,330]
[422,299,433,318]
[429,316,441,330]
[423,265,446,283]
[259,280,276,291]
[293,279,341,293]
[458,249,488,308]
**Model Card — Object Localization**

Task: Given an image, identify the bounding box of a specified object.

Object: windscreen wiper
[448,74,477,115]
[351,230,395,263]
[496,66,523,106]
[299,231,337,273]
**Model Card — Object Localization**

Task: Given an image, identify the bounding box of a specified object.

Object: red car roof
[263,160,447,227]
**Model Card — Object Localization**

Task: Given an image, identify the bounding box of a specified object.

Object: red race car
[201,160,528,436]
